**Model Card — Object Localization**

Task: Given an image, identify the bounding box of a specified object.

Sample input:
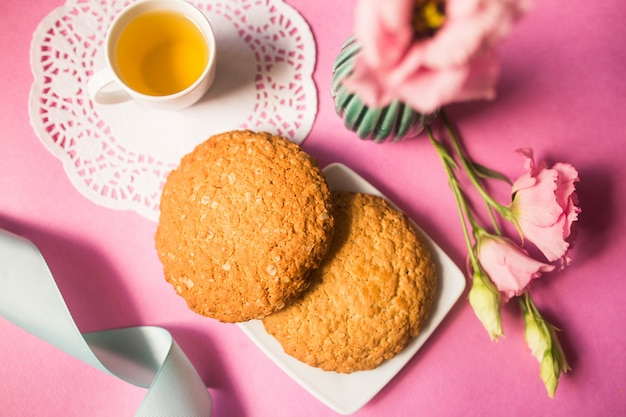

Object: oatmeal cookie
[155,130,334,323]
[262,191,437,372]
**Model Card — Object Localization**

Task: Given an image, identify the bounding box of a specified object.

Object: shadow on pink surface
[572,166,615,262]
[0,214,140,332]
[0,215,247,417]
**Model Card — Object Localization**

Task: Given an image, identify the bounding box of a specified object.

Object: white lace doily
[29,0,318,221]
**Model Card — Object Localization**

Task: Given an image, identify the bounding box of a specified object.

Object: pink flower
[477,233,555,302]
[342,0,529,113]
[510,149,581,267]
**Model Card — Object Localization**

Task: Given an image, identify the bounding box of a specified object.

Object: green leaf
[470,161,511,184]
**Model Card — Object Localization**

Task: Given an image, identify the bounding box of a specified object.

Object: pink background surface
[1,0,625,416]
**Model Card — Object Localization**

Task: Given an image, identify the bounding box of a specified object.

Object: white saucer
[238,163,466,414]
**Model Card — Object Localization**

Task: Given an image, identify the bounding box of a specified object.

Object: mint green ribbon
[0,229,212,416]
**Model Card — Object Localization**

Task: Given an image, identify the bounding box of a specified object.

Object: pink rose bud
[476,232,555,302]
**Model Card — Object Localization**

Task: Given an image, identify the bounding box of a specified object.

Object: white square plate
[238,163,466,414]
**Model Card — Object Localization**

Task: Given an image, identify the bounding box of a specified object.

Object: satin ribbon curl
[0,229,212,417]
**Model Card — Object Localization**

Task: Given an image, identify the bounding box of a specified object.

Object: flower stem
[427,125,481,271]
[440,110,513,225]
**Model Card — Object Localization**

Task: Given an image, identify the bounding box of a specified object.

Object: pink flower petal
[343,0,529,110]
[478,235,555,302]
[510,150,581,266]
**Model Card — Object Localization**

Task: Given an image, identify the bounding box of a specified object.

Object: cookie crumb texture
[155,131,334,323]
[263,192,437,373]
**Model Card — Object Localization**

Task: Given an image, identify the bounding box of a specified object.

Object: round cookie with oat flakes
[262,191,437,373]
[155,130,334,323]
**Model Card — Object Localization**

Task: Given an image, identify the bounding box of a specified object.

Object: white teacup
[88,0,217,111]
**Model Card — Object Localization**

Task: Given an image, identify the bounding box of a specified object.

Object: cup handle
[87,67,131,104]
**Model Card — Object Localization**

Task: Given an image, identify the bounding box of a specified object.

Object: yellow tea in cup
[115,10,209,96]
